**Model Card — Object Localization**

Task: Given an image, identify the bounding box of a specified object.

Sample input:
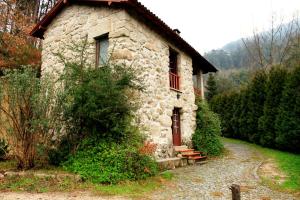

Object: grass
[0,160,174,197]
[0,159,16,171]
[160,171,174,180]
[222,137,300,193]
[0,175,168,197]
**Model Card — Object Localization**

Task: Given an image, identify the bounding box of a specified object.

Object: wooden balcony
[169,72,180,90]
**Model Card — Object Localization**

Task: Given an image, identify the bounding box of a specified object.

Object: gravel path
[150,142,297,200]
[0,142,297,200]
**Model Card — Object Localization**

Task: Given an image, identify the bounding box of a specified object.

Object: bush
[0,138,8,160]
[210,66,300,153]
[47,136,77,166]
[192,100,224,156]
[259,67,287,147]
[63,139,158,184]
[245,70,267,143]
[55,39,157,183]
[275,66,300,152]
[0,67,61,169]
[57,38,142,142]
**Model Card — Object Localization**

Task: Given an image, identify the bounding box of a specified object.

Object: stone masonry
[41,5,198,158]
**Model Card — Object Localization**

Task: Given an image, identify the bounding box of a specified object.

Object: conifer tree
[238,89,251,141]
[275,66,300,152]
[231,92,242,138]
[206,73,217,102]
[246,70,267,143]
[259,67,287,147]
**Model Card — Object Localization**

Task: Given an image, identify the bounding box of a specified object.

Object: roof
[30,0,217,73]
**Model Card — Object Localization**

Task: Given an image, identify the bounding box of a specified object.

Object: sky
[138,0,300,54]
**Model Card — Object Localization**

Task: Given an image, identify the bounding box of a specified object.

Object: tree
[231,92,242,138]
[0,0,60,70]
[206,73,217,102]
[0,0,41,69]
[246,70,267,143]
[242,14,300,68]
[0,68,61,169]
[238,88,251,141]
[275,66,300,152]
[258,67,287,147]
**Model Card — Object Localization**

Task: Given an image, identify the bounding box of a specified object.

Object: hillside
[204,20,300,70]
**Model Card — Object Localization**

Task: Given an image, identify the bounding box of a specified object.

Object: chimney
[173,29,181,35]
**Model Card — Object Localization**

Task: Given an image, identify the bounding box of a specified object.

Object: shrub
[47,136,77,166]
[0,68,61,169]
[63,139,158,184]
[192,100,224,156]
[0,138,8,160]
[55,38,157,183]
[275,66,300,152]
[259,67,287,147]
[245,70,267,143]
[210,65,300,153]
[57,38,142,142]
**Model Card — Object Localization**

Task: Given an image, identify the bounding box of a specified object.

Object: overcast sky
[139,0,300,54]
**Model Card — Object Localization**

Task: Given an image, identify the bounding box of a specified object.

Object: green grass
[0,159,16,171]
[222,137,300,192]
[0,175,167,197]
[0,160,174,197]
[160,171,174,180]
[93,178,163,197]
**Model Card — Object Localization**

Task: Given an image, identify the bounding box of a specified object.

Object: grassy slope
[222,137,300,192]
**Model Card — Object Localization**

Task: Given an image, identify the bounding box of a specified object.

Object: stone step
[195,160,208,165]
[157,157,187,170]
[173,145,188,152]
[182,152,201,156]
[176,149,194,153]
[188,155,207,160]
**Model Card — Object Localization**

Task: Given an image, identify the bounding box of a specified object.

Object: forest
[0,0,58,70]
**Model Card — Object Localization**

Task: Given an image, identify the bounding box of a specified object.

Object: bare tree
[242,13,300,68]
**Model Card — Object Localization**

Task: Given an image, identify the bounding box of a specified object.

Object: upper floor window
[169,48,178,74]
[169,48,180,90]
[95,34,109,66]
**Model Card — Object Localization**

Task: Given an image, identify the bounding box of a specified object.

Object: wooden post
[230,184,241,200]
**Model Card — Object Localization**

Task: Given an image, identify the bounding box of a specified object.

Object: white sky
[139,0,300,53]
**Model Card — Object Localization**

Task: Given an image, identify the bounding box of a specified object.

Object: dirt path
[150,142,297,200]
[0,142,297,200]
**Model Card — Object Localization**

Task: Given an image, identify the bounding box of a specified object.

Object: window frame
[169,48,178,74]
[95,33,109,67]
[169,48,180,90]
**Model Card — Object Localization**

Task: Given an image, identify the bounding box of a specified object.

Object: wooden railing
[194,87,202,97]
[169,72,180,90]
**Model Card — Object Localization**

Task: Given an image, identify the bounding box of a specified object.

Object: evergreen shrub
[192,100,224,156]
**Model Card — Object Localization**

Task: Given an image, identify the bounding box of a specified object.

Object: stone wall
[41,5,197,158]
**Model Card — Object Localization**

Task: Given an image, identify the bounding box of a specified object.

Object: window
[95,34,109,66]
[169,48,180,90]
[169,49,178,74]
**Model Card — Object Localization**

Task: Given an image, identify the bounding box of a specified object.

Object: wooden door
[172,108,181,146]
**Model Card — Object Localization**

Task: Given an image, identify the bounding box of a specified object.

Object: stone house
[30,0,217,158]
